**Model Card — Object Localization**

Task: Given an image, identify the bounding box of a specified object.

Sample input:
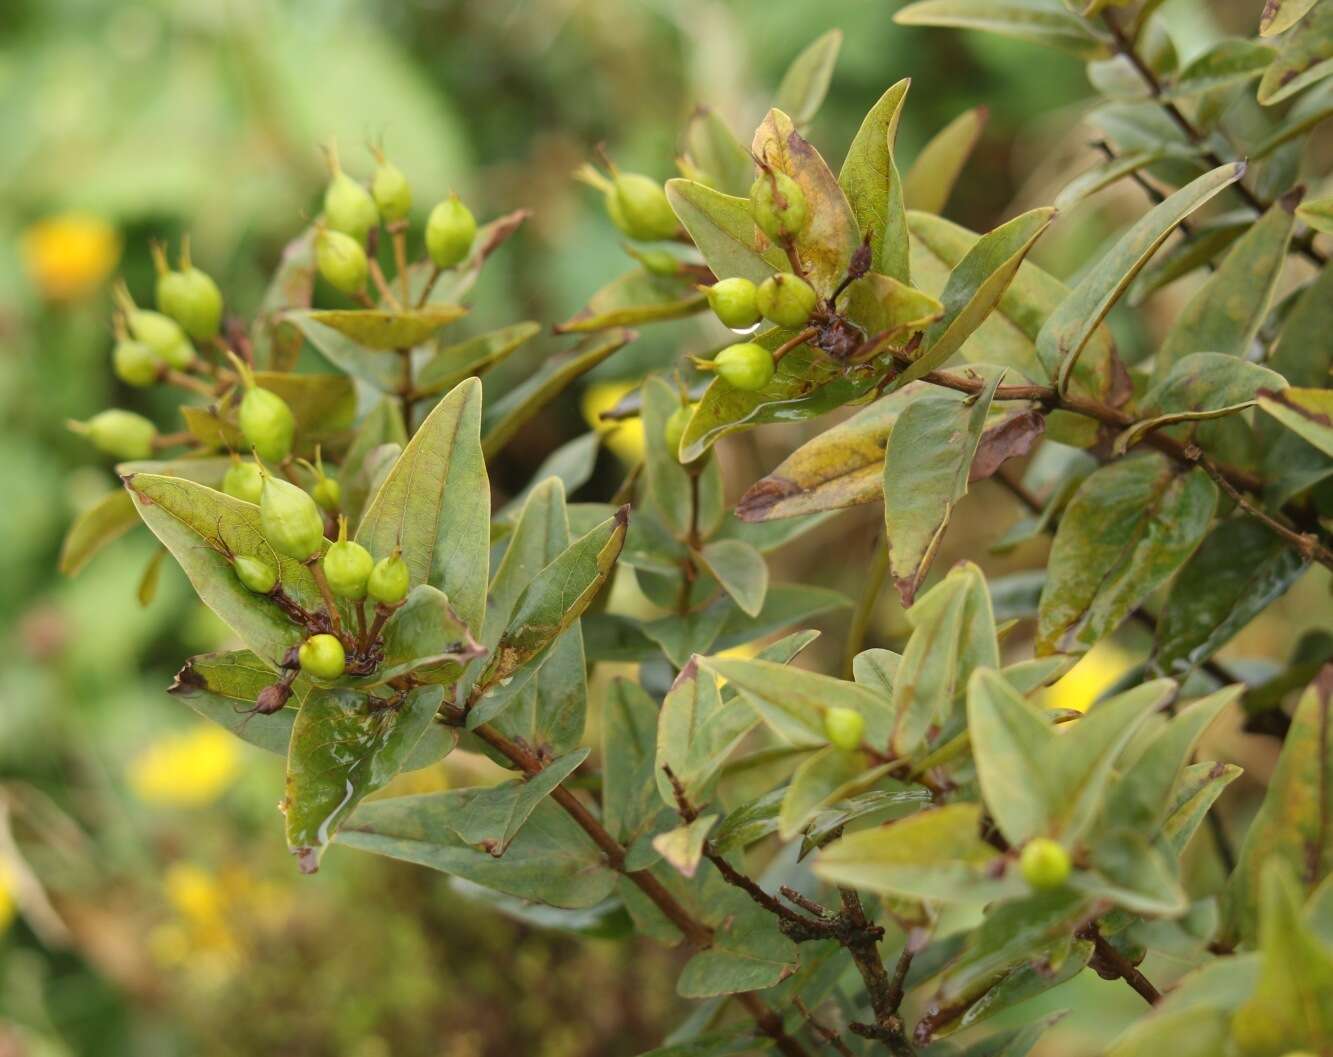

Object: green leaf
[816,803,1022,903]
[967,668,1172,844]
[168,649,295,755]
[701,656,892,750]
[285,684,446,872]
[697,540,768,618]
[1037,454,1217,656]
[894,0,1111,57]
[338,795,618,908]
[1106,956,1258,1057]
[1229,669,1333,943]
[652,814,718,878]
[555,269,706,333]
[752,108,860,294]
[676,888,798,997]
[1163,39,1276,97]
[353,584,484,689]
[884,375,1004,602]
[839,79,911,281]
[1077,830,1186,916]
[301,306,467,350]
[474,507,627,693]
[1154,518,1307,677]
[903,105,989,215]
[1039,163,1245,395]
[60,489,140,575]
[854,648,900,700]
[124,473,322,666]
[357,376,489,635]
[711,790,786,855]
[842,271,944,338]
[774,30,842,128]
[251,225,316,370]
[665,179,786,284]
[415,321,540,398]
[892,562,999,756]
[447,749,589,855]
[281,312,401,390]
[1056,150,1164,209]
[182,371,357,452]
[1154,200,1296,379]
[643,377,724,541]
[340,399,408,529]
[634,1029,774,1057]
[1258,0,1333,103]
[656,659,758,809]
[1258,386,1333,457]
[1261,0,1319,35]
[678,108,753,198]
[800,783,930,858]
[895,209,1056,389]
[481,329,633,457]
[1231,860,1333,1054]
[779,748,884,839]
[1296,193,1333,234]
[603,678,668,850]
[1161,761,1242,856]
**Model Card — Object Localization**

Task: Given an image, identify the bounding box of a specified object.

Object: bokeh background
[1,1,1326,1054]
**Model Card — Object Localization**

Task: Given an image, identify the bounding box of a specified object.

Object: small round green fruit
[372,160,412,222]
[259,474,326,562]
[72,409,157,460]
[663,404,693,455]
[426,195,477,269]
[750,169,807,242]
[367,551,410,605]
[823,707,865,751]
[705,277,761,329]
[312,475,341,512]
[605,173,678,242]
[713,342,775,391]
[756,273,818,328]
[324,171,379,242]
[299,633,346,680]
[316,228,369,295]
[238,385,296,465]
[322,522,373,600]
[222,459,264,505]
[234,555,278,595]
[113,338,160,388]
[1020,838,1072,890]
[127,308,194,369]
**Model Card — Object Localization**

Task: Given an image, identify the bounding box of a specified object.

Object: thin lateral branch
[1099,9,1326,267]
[773,326,820,365]
[838,889,912,1053]
[1078,922,1163,1005]
[794,998,857,1057]
[466,726,813,1057]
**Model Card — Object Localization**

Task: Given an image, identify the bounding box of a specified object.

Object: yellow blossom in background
[161,862,237,964]
[0,863,14,934]
[1038,640,1136,713]
[128,725,240,807]
[581,381,644,464]
[20,212,121,301]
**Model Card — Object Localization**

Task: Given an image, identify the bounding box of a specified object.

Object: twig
[1078,921,1162,1005]
[368,258,403,311]
[794,998,856,1057]
[838,889,913,1053]
[773,326,819,365]
[306,560,344,636]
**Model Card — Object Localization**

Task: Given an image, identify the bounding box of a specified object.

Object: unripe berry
[705,277,761,329]
[234,554,278,595]
[154,240,223,342]
[115,282,195,370]
[750,169,807,242]
[113,337,160,388]
[312,475,341,511]
[316,228,368,295]
[756,273,818,328]
[299,633,346,680]
[259,474,326,562]
[605,173,678,242]
[1020,838,1072,890]
[634,247,682,276]
[238,385,296,465]
[323,150,379,241]
[426,195,477,269]
[823,706,865,751]
[322,519,373,600]
[713,342,774,391]
[367,550,410,605]
[663,404,693,455]
[371,159,412,222]
[70,409,157,460]
[222,459,264,504]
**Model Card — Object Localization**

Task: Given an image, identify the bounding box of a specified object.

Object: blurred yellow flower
[161,862,237,963]
[1039,640,1136,713]
[581,381,644,464]
[20,212,122,301]
[128,725,241,807]
[0,863,14,934]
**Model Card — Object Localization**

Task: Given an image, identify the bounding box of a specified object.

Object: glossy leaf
[168,649,296,756]
[357,376,489,635]
[1036,454,1217,656]
[285,684,445,873]
[839,79,911,281]
[773,29,842,128]
[903,105,988,214]
[301,306,467,350]
[555,269,706,333]
[665,179,786,284]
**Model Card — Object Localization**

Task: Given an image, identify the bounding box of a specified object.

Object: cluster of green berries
[315,141,477,296]
[696,271,817,391]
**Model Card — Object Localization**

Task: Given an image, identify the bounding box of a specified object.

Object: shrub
[62,7,1333,1055]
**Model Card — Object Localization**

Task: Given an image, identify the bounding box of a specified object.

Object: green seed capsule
[72,409,157,460]
[823,707,865,751]
[234,555,278,594]
[165,267,224,342]
[312,475,341,511]
[113,338,161,388]
[756,273,818,328]
[426,195,477,269]
[605,173,678,242]
[705,277,761,329]
[324,171,379,242]
[372,160,412,222]
[750,169,808,242]
[238,386,296,465]
[634,247,682,276]
[299,633,346,680]
[663,404,693,456]
[1019,838,1071,890]
[367,550,410,605]
[316,228,368,295]
[222,459,264,504]
[713,342,774,391]
[259,474,326,562]
[322,519,373,599]
[126,308,194,369]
